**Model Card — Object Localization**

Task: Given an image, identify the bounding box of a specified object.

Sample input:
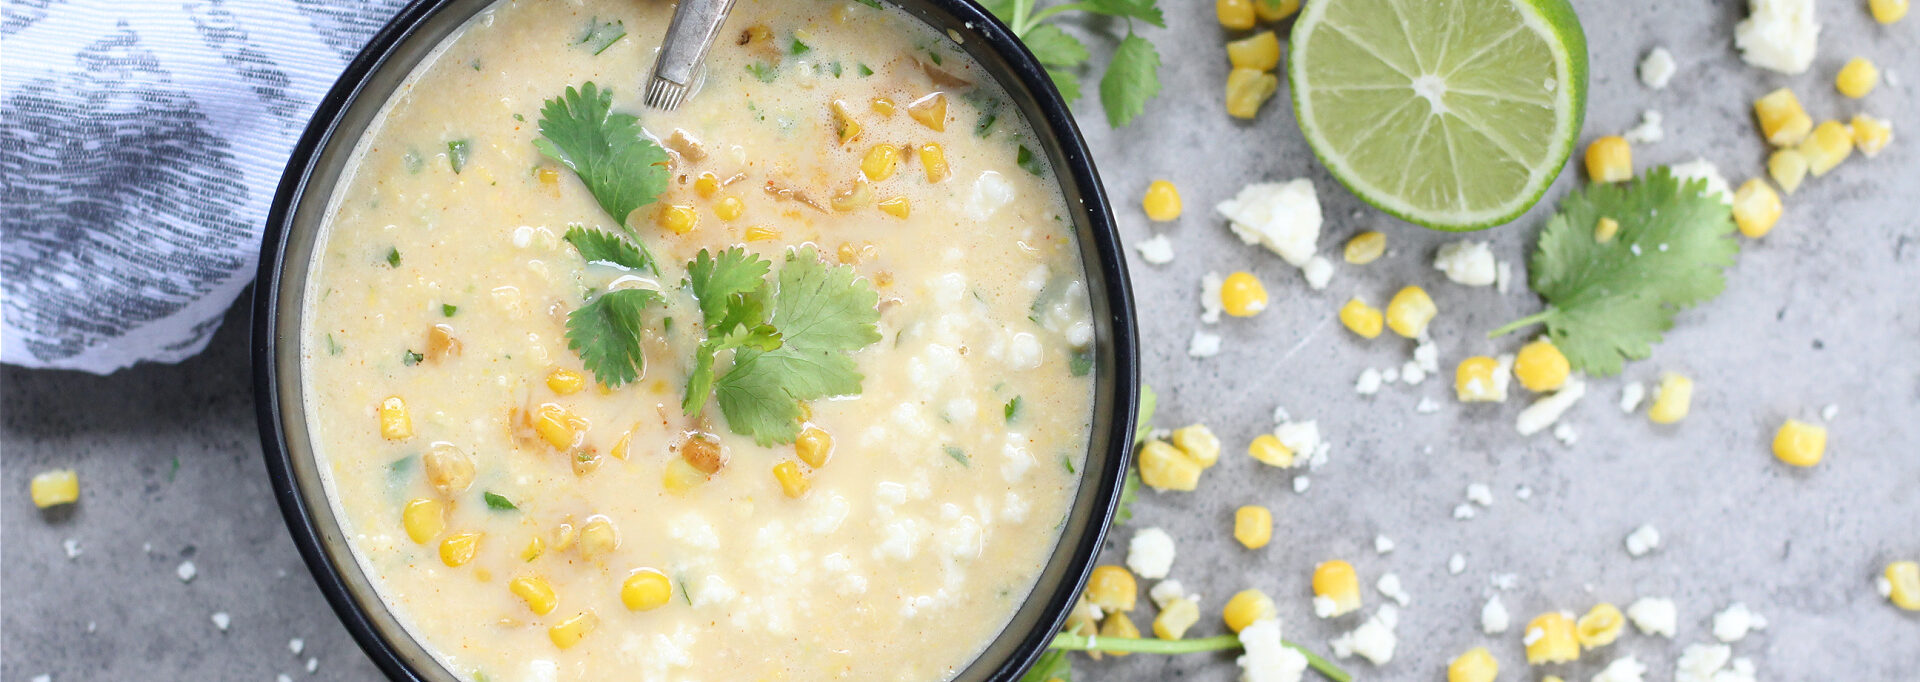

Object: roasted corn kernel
[1732,179,1782,238]
[440,531,481,567]
[1584,136,1632,182]
[578,515,618,558]
[1576,603,1625,648]
[796,427,833,468]
[1768,148,1809,193]
[1852,114,1893,158]
[1225,68,1279,119]
[1772,418,1827,467]
[423,443,475,495]
[714,195,745,221]
[522,535,545,562]
[1837,57,1879,98]
[1754,88,1813,147]
[532,403,588,451]
[1222,589,1276,633]
[1254,0,1301,21]
[1340,298,1385,339]
[1217,0,1257,29]
[1247,434,1295,468]
[1448,646,1499,682]
[403,498,445,543]
[877,196,910,218]
[1887,561,1920,610]
[1234,505,1273,549]
[1226,31,1282,71]
[1312,560,1362,617]
[1171,424,1221,468]
[869,96,896,117]
[907,93,947,131]
[693,172,720,198]
[773,460,810,498]
[621,569,672,611]
[831,100,863,145]
[861,144,900,181]
[1799,120,1854,176]
[509,575,558,615]
[744,225,781,242]
[1455,356,1503,403]
[546,368,586,395]
[1343,231,1386,264]
[1153,597,1201,639]
[918,142,950,183]
[1142,180,1182,221]
[547,611,597,649]
[1220,272,1268,317]
[655,204,698,235]
[1870,0,1909,23]
[1385,286,1437,338]
[1648,372,1693,425]
[1086,565,1138,612]
[1594,216,1620,243]
[379,396,412,440]
[1524,611,1580,664]
[29,469,79,508]
[1138,440,1202,491]
[1515,339,1571,392]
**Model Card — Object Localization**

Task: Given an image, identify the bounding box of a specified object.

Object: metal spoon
[645,0,739,110]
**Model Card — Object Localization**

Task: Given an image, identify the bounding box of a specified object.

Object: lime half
[1289,0,1587,231]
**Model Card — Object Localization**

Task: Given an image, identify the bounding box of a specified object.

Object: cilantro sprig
[534,82,669,235]
[980,0,1165,127]
[1491,168,1739,375]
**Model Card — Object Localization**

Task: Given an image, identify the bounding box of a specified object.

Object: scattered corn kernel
[522,535,545,562]
[578,516,618,558]
[1142,180,1182,221]
[547,611,597,650]
[1153,597,1201,639]
[379,396,412,440]
[1171,425,1221,468]
[532,403,588,450]
[744,225,781,242]
[1138,440,1202,491]
[1312,560,1362,616]
[714,195,745,221]
[1768,148,1809,193]
[1576,603,1625,648]
[29,469,79,508]
[1448,647,1500,682]
[1385,286,1437,339]
[656,204,699,235]
[1799,120,1854,176]
[1217,0,1257,29]
[1584,136,1632,182]
[1514,339,1571,392]
[423,443,475,495]
[1222,589,1277,633]
[439,531,481,567]
[1340,298,1385,339]
[1852,113,1893,157]
[1870,0,1909,23]
[621,569,673,611]
[1594,216,1620,243]
[1225,68,1279,119]
[1772,418,1828,467]
[1648,372,1693,424]
[662,457,708,494]
[1343,231,1386,264]
[870,96,896,117]
[918,143,950,183]
[1254,0,1301,21]
[773,460,810,498]
[1524,611,1580,664]
[906,93,947,131]
[1754,88,1813,147]
[876,196,910,218]
[1732,179,1782,238]
[1226,31,1282,71]
[402,498,444,543]
[509,575,558,615]
[692,172,719,198]
[545,368,586,395]
[831,100,862,145]
[1221,272,1268,317]
[1454,356,1503,403]
[1247,434,1295,468]
[796,427,833,468]
[1097,612,1139,656]
[1085,565,1138,613]
[1836,57,1879,98]
[1887,561,1920,610]
[861,144,899,181]
[1234,505,1273,549]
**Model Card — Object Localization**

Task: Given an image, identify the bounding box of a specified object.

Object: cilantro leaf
[687,248,773,323]
[1004,396,1023,423]
[1083,0,1166,26]
[1100,34,1161,128]
[1023,25,1089,67]
[715,348,864,444]
[1113,467,1141,524]
[483,491,518,511]
[682,248,781,416]
[1046,67,1082,104]
[1018,649,1072,682]
[565,288,662,387]
[1492,167,1739,375]
[943,445,970,466]
[534,82,669,231]
[565,225,656,273]
[771,246,882,353]
[446,139,471,173]
[1134,383,1156,445]
[577,17,626,55]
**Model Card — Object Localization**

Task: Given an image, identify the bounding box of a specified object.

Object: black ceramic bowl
[251,0,1137,679]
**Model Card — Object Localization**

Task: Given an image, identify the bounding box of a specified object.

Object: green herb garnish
[1067,348,1092,376]
[1134,383,1156,445]
[534,82,669,232]
[483,491,518,511]
[168,456,179,482]
[1016,144,1046,176]
[746,61,779,83]
[385,247,401,268]
[1004,396,1023,423]
[446,139,470,173]
[980,0,1165,127]
[577,17,627,55]
[1113,467,1140,523]
[325,333,344,356]
[387,455,415,482]
[442,304,458,317]
[565,225,656,274]
[566,288,662,388]
[856,63,874,77]
[944,445,970,466]
[789,37,811,55]
[402,148,424,174]
[401,349,424,366]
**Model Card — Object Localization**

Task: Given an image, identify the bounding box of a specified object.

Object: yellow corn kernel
[532,403,588,451]
[379,396,412,440]
[1732,178,1782,239]
[537,166,561,186]
[1171,424,1221,468]
[656,204,698,235]
[1454,356,1503,403]
[714,195,745,221]
[773,460,810,498]
[1836,57,1879,98]
[861,144,899,181]
[1234,505,1273,549]
[1225,68,1279,119]
[402,498,444,543]
[877,196,910,218]
[1343,231,1386,264]
[744,225,781,242]
[1220,271,1269,317]
[1594,216,1620,243]
[1138,440,1202,491]
[546,368,586,395]
[1768,148,1809,193]
[1447,647,1500,682]
[1142,180,1182,221]
[1247,434,1295,467]
[1576,603,1625,648]
[1152,597,1201,640]
[693,172,720,198]
[1097,612,1139,657]
[796,427,833,468]
[1514,339,1571,392]
[1254,0,1301,21]
[522,535,545,562]
[509,575,558,615]
[1311,560,1362,617]
[578,515,618,559]
[662,457,708,495]
[423,444,475,496]
[1887,561,1920,610]
[1852,114,1893,158]
[1217,0,1257,29]
[1871,0,1909,23]
[1226,31,1282,71]
[907,93,947,131]
[918,143,950,183]
[1385,286,1437,339]
[1772,418,1828,467]
[1524,612,1580,664]
[870,96,896,117]
[1584,136,1632,182]
[29,469,79,508]
[831,100,862,145]
[547,611,597,650]
[1222,589,1276,633]
[1648,372,1694,425]
[551,519,577,552]
[1339,298,1384,339]
[439,531,481,567]
[1085,565,1138,613]
[621,569,673,611]
[1799,120,1855,176]
[1754,88,1813,147]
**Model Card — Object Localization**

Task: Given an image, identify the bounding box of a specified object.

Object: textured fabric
[1,0,408,373]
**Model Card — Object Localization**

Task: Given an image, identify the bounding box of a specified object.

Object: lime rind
[1289,0,1588,232]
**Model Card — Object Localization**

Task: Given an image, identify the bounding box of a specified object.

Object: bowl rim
[250,0,1139,679]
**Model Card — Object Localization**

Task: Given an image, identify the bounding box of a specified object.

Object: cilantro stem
[1488,309,1555,339]
[1045,633,1350,682]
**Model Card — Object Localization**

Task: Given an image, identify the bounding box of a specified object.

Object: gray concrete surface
[5,0,1918,680]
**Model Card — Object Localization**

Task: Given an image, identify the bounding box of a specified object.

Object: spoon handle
[646,0,739,110]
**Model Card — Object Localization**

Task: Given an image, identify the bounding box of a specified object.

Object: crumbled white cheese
[278,675,293,682]
[1434,241,1498,286]
[1452,504,1477,520]
[1201,272,1225,324]
[1329,606,1398,665]
[305,657,319,673]
[1495,260,1513,294]
[1150,580,1194,609]
[1515,485,1533,500]
[290,638,305,655]
[1416,397,1442,414]
[1734,0,1819,75]
[1552,423,1579,446]
[1640,47,1676,88]
[1594,656,1650,682]
[1355,368,1384,396]
[1312,595,1339,618]
[1620,381,1647,413]
[1627,597,1678,637]
[1821,403,1839,421]
[1376,573,1410,606]
[668,513,722,550]
[1301,256,1335,290]
[1236,618,1309,682]
[1489,573,1518,591]
[1517,376,1586,436]
[210,612,230,632]
[1273,421,1321,463]
[1401,360,1428,386]
[1448,553,1467,575]
[1481,595,1510,634]
[1373,535,1395,554]
[1625,524,1662,557]
[32,676,50,682]
[1414,339,1440,374]
[1217,179,1323,267]
[1189,330,1222,358]
[1624,110,1665,144]
[176,560,197,583]
[1126,528,1177,580]
[1466,483,1495,507]
[1711,602,1767,642]
[1293,476,1311,493]
[1671,159,1734,205]
[1136,233,1174,264]
[1878,576,1894,598]
[966,171,1015,220]
[62,538,81,560]
[1675,643,1735,682]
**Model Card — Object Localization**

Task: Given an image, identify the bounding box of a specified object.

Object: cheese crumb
[1465,483,1494,507]
[1375,573,1410,606]
[1675,643,1736,682]
[1627,597,1678,637]
[1620,381,1647,413]
[1623,110,1664,144]
[1434,241,1498,286]
[1711,602,1767,642]
[1734,0,1819,75]
[1373,535,1395,554]
[1516,376,1586,435]
[1671,159,1733,205]
[176,560,197,583]
[1415,397,1441,414]
[290,638,305,655]
[1126,528,1177,580]
[1552,423,1579,446]
[1293,476,1311,493]
[1481,595,1510,634]
[1355,368,1384,396]
[1135,234,1174,264]
[1217,179,1323,268]
[1189,330,1222,358]
[1200,272,1224,323]
[1640,47,1676,88]
[1448,553,1467,575]
[1625,524,1662,557]
[1594,656,1649,682]
[62,538,81,560]
[1495,261,1513,294]
[1452,504,1477,520]
[1236,618,1309,682]
[1150,580,1194,609]
[1821,403,1839,421]
[1301,256,1334,290]
[1329,606,1398,665]
[210,612,230,632]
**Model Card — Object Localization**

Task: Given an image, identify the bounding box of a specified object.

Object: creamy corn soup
[302,1,1096,680]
